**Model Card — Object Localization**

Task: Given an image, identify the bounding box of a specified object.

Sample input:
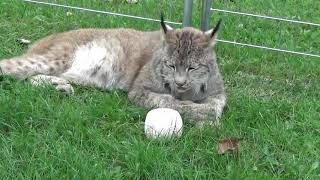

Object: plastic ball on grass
[144,108,183,139]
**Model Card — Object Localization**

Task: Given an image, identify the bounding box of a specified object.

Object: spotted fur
[0,19,226,123]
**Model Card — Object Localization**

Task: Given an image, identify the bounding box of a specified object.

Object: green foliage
[1,0,320,179]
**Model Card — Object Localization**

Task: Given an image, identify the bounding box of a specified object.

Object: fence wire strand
[211,8,320,27]
[23,0,320,58]
[23,0,182,25]
[216,39,320,58]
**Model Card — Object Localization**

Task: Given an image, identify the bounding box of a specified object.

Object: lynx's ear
[160,13,173,41]
[204,19,222,47]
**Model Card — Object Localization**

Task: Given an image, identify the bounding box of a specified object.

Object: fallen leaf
[218,138,240,155]
[66,12,73,16]
[17,38,31,45]
[126,0,138,3]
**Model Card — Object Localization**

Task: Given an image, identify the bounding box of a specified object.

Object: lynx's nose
[174,75,187,87]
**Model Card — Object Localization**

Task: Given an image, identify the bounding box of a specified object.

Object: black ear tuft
[160,13,167,34]
[211,19,222,38]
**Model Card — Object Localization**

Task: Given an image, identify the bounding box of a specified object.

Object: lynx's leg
[30,75,74,94]
[128,88,177,109]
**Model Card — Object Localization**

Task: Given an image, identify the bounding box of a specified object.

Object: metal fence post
[183,0,193,27]
[200,0,213,31]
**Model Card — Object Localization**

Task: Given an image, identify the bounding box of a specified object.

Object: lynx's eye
[165,62,176,71]
[187,65,198,72]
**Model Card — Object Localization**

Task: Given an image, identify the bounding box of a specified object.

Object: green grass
[1,0,320,179]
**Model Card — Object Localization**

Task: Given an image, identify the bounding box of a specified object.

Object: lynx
[0,16,226,123]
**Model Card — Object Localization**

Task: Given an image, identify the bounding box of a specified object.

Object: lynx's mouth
[175,86,190,93]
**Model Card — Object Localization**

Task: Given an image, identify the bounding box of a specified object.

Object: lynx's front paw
[194,96,226,122]
[156,94,176,108]
[177,102,223,124]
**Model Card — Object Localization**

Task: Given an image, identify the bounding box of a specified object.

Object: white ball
[144,108,183,139]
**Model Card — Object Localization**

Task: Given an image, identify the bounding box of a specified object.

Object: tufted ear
[160,13,173,42]
[204,19,222,47]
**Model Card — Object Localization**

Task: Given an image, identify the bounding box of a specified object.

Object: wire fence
[23,0,182,25]
[23,0,320,58]
[216,39,320,58]
[211,8,320,27]
[210,7,320,58]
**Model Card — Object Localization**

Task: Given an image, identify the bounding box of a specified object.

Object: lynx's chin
[173,87,191,98]
[176,87,189,93]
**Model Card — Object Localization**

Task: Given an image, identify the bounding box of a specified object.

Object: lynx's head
[156,15,222,100]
